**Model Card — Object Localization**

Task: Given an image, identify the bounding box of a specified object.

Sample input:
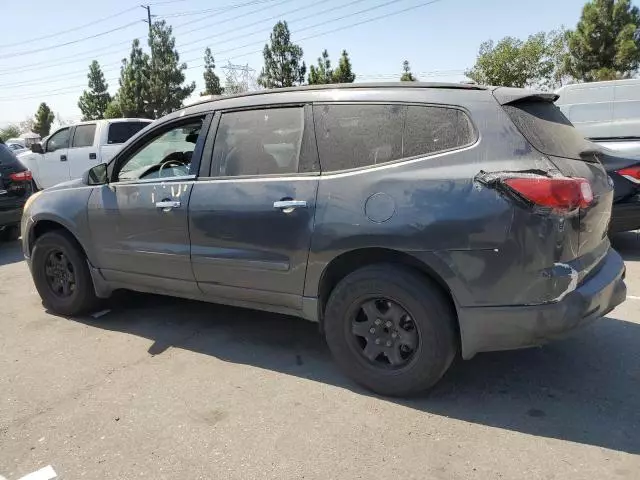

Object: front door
[67,123,98,180]
[39,127,71,188]
[189,105,319,311]
[87,115,208,295]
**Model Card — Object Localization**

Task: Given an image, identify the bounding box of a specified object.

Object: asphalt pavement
[0,234,638,479]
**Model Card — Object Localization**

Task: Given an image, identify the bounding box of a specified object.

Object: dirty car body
[21,83,626,395]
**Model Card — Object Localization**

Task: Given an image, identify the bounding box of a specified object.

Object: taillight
[9,171,32,182]
[616,165,640,184]
[503,176,593,211]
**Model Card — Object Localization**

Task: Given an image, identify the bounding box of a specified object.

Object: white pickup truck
[19,118,152,189]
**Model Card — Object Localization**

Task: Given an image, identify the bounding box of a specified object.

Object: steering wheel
[158,158,189,178]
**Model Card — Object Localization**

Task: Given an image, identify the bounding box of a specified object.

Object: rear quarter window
[108,122,150,144]
[314,104,476,172]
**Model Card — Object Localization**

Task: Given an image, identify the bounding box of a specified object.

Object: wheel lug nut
[375,339,381,345]
[391,332,398,338]
[386,341,392,347]
[375,319,382,325]
[369,328,376,334]
[385,321,392,328]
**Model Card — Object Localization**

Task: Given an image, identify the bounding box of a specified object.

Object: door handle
[89,153,97,160]
[273,199,307,213]
[155,200,181,212]
[60,155,67,162]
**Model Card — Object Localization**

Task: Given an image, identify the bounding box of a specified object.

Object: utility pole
[141,5,152,36]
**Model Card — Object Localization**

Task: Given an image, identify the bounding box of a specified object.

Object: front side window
[117,118,203,181]
[72,124,96,148]
[212,107,304,177]
[46,128,70,152]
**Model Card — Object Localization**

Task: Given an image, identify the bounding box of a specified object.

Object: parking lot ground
[0,235,639,480]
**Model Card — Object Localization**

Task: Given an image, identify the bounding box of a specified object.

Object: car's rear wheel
[324,264,457,396]
[31,231,99,316]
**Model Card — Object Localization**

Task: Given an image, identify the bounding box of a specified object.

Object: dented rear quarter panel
[305,93,586,307]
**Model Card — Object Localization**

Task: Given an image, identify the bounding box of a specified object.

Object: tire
[31,230,99,316]
[324,264,457,396]
[0,225,20,242]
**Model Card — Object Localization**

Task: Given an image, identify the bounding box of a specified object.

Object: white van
[555,79,640,156]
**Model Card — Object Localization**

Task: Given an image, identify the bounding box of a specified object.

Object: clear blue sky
[0,0,594,125]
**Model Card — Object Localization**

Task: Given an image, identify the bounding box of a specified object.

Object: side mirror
[84,163,108,186]
[31,143,44,154]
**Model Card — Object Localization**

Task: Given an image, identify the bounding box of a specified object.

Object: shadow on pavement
[0,240,24,266]
[65,290,640,455]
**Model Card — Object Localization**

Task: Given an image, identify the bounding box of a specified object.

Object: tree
[119,39,151,118]
[33,103,55,137]
[566,0,640,81]
[332,50,355,83]
[308,49,333,85]
[0,124,20,141]
[400,60,417,81]
[148,20,196,117]
[258,21,306,88]
[104,95,123,119]
[201,47,223,96]
[19,118,34,134]
[465,32,570,89]
[78,60,112,120]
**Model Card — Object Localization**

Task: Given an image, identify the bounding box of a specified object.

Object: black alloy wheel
[44,249,76,298]
[350,298,419,369]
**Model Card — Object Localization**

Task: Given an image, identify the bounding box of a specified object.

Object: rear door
[67,123,98,180]
[39,127,71,188]
[500,95,613,258]
[189,105,319,312]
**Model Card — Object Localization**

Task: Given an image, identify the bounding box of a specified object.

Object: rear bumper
[0,206,23,228]
[458,248,626,359]
[610,201,640,233]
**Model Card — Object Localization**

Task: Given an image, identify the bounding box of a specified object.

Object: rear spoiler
[492,87,559,105]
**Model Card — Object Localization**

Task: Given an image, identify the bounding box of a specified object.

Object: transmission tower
[221,62,258,94]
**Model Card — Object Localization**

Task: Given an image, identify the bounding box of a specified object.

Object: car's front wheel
[31,231,99,316]
[324,264,457,396]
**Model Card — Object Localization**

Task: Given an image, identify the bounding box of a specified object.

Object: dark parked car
[0,141,32,241]
[591,149,640,233]
[21,83,626,396]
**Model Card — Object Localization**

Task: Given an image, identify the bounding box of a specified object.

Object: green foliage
[332,50,356,83]
[400,60,416,81]
[104,95,123,119]
[78,60,112,121]
[465,31,570,89]
[33,103,55,137]
[258,21,306,88]
[119,39,151,118]
[201,47,224,96]
[308,50,333,85]
[0,124,21,141]
[148,21,195,117]
[566,0,640,81]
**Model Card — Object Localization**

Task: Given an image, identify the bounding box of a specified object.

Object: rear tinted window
[0,144,25,171]
[503,101,594,160]
[72,124,96,148]
[108,122,149,144]
[314,104,475,172]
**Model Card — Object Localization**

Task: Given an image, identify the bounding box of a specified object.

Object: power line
[158,0,279,19]
[0,21,143,60]
[0,0,449,101]
[0,6,139,48]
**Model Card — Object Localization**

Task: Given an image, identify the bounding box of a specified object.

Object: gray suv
[22,83,626,396]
